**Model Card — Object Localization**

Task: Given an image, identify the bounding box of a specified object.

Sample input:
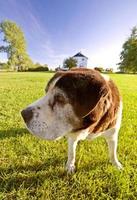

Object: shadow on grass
[0,156,68,193]
[0,128,29,139]
[0,153,111,193]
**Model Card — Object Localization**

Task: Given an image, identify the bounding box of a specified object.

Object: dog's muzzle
[21,107,33,123]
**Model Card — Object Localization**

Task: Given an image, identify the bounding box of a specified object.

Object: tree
[105,68,113,73]
[0,20,33,71]
[63,57,77,69]
[119,26,137,73]
[94,67,104,72]
[28,62,49,71]
[0,62,8,69]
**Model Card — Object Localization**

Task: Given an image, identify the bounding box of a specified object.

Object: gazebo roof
[73,52,88,59]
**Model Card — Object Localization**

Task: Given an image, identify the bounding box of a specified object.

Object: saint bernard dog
[21,68,122,173]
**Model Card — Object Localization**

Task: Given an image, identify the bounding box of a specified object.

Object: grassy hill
[0,72,137,199]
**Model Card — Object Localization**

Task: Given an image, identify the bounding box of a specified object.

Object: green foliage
[63,57,77,69]
[28,63,49,71]
[0,62,8,69]
[119,26,137,73]
[94,67,104,72]
[28,66,49,72]
[105,68,113,73]
[0,72,137,199]
[0,20,33,71]
[94,67,113,73]
[34,62,41,68]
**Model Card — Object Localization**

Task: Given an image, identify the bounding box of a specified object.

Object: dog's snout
[21,107,33,123]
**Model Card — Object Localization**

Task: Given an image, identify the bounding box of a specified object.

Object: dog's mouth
[24,120,48,137]
[21,108,50,139]
[23,119,62,140]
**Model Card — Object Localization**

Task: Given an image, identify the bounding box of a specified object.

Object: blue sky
[0,0,137,69]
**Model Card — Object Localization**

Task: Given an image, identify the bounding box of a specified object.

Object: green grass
[0,72,137,200]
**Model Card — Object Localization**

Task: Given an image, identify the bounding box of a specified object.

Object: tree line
[0,20,137,73]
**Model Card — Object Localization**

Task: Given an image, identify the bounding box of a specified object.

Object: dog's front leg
[66,137,78,173]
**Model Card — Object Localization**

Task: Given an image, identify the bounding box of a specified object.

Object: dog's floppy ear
[45,71,65,93]
[56,71,110,120]
[82,86,110,129]
[82,83,109,117]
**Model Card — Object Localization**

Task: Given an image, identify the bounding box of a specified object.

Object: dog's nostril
[21,107,33,123]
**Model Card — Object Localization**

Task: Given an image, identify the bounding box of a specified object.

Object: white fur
[102,101,123,169]
[66,128,90,173]
[66,101,123,173]
[24,88,80,140]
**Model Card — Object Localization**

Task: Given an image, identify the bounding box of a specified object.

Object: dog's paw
[66,164,75,173]
[113,161,123,170]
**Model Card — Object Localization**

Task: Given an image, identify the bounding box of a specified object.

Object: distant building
[72,52,88,68]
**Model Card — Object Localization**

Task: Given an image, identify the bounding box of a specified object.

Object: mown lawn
[0,72,137,200]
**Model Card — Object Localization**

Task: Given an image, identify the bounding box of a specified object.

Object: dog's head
[21,69,109,140]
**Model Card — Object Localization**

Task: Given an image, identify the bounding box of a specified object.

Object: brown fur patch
[46,69,120,133]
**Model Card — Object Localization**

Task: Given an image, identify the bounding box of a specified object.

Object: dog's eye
[48,94,65,110]
[54,94,65,104]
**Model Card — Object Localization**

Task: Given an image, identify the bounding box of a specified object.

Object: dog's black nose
[21,107,33,123]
